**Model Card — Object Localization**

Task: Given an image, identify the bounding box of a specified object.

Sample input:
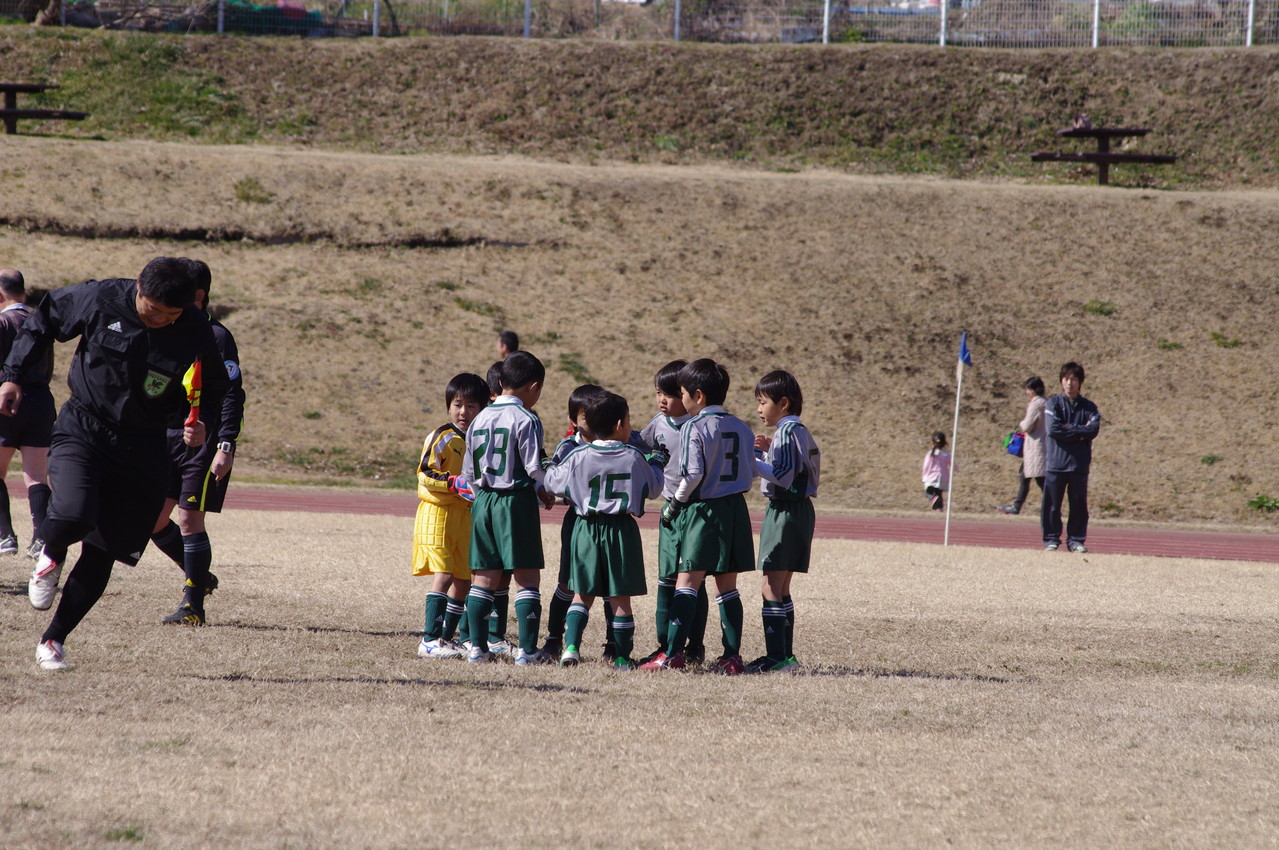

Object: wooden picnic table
[0,83,89,135]
[1031,126,1176,186]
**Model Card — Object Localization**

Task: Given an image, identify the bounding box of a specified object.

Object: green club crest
[143,370,172,398]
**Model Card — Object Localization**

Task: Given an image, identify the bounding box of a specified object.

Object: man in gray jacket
[1041,361,1101,553]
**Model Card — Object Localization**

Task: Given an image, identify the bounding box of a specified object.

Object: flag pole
[945,331,971,547]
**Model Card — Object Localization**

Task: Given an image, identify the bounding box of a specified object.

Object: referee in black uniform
[0,257,228,671]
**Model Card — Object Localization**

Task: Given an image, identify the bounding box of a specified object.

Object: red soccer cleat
[638,651,686,671]
[711,654,745,675]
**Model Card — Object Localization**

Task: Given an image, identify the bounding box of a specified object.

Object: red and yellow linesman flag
[183,359,202,428]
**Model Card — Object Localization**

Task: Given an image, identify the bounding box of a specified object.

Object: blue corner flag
[958,331,973,367]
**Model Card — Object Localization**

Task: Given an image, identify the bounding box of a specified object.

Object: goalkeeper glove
[660,500,683,528]
[646,448,670,469]
[447,475,475,502]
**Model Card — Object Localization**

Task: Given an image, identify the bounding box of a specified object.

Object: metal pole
[944,365,962,547]
[218,0,225,34]
[524,0,531,37]
[939,0,947,46]
[373,0,381,36]
[822,0,830,44]
[1246,0,1256,46]
[1092,0,1100,47]
[674,0,681,41]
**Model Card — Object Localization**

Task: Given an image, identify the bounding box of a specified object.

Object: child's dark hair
[584,391,629,440]
[499,330,519,351]
[485,361,504,398]
[654,359,688,397]
[931,431,948,450]
[754,370,803,417]
[1025,376,1045,396]
[1059,361,1085,383]
[445,373,489,408]
[678,358,730,406]
[568,384,605,422]
[500,350,545,390]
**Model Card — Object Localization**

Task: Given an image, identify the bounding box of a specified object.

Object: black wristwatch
[217,441,236,454]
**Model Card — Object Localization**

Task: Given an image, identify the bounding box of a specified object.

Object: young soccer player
[543,391,664,669]
[541,384,603,659]
[462,350,555,665]
[413,373,488,659]
[637,359,710,665]
[640,359,757,674]
[747,370,820,673]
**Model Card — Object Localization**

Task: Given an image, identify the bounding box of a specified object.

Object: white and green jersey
[674,406,757,503]
[640,412,691,500]
[755,415,820,501]
[544,440,663,517]
[463,396,546,491]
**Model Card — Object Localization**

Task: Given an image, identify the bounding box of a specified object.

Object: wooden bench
[1031,127,1176,186]
[1,83,89,136]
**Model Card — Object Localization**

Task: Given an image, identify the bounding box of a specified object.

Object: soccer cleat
[0,534,18,555]
[467,646,496,663]
[418,638,464,659]
[602,640,619,662]
[637,646,665,665]
[160,602,205,626]
[638,651,686,671]
[1068,542,1089,553]
[541,636,563,658]
[746,655,799,673]
[203,572,219,596]
[488,636,512,657]
[1044,541,1060,551]
[36,639,68,671]
[25,538,43,560]
[514,648,554,666]
[612,656,637,671]
[685,644,706,665]
[28,553,63,610]
[559,645,581,667]
[711,654,746,675]
[996,505,1019,515]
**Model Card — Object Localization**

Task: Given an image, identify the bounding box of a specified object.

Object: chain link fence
[6,0,1279,45]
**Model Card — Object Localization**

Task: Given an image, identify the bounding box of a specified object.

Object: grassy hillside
[2,136,1276,527]
[3,29,1279,188]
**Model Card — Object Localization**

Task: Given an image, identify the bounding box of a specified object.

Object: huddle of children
[411,352,821,674]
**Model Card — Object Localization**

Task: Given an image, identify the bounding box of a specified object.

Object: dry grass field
[3,136,1279,525]
[1,505,1276,849]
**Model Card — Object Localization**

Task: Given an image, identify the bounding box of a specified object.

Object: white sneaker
[36,639,68,671]
[489,636,512,657]
[417,637,464,659]
[559,645,581,667]
[29,553,63,611]
[466,646,496,663]
[514,648,553,666]
[0,534,18,555]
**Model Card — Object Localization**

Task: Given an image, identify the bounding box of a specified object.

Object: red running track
[224,487,1279,564]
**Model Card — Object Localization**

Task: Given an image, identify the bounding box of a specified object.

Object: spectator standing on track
[0,269,54,559]
[2,257,229,671]
[1041,362,1101,553]
[998,376,1047,516]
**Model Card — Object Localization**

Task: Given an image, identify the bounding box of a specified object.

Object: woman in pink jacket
[998,377,1046,515]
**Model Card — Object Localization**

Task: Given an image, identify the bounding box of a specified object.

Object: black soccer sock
[492,587,510,640]
[688,581,710,653]
[546,585,573,641]
[665,587,698,656]
[763,600,788,662]
[38,517,93,565]
[42,543,114,644]
[150,521,184,567]
[783,594,796,658]
[654,577,675,650]
[0,481,13,538]
[602,597,617,650]
[26,483,51,540]
[182,532,212,590]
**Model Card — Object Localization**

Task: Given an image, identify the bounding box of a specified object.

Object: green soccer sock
[423,591,448,640]
[546,585,573,640]
[654,578,675,650]
[612,614,635,661]
[762,599,788,662]
[491,587,510,641]
[465,587,495,653]
[665,587,698,656]
[783,595,795,658]
[716,589,744,657]
[442,599,465,641]
[564,603,589,651]
[513,586,542,654]
[689,581,710,653]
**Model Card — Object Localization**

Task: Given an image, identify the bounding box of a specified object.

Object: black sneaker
[541,636,563,658]
[204,572,219,596]
[161,601,205,626]
[685,644,706,665]
[602,640,619,662]
[996,505,1019,515]
[25,538,43,560]
[744,655,776,674]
